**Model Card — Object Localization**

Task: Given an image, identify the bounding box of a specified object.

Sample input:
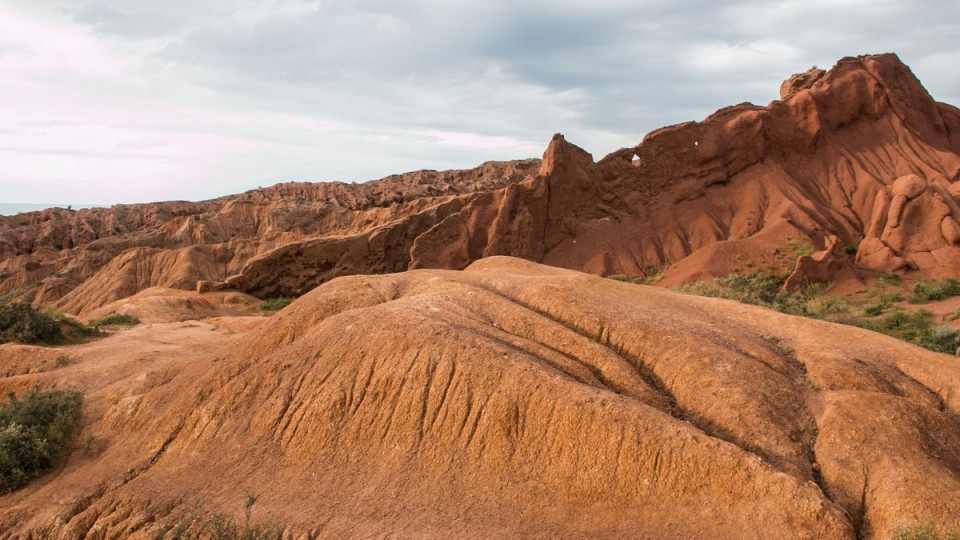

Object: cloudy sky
[1,0,958,205]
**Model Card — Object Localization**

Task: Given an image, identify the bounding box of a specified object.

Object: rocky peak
[779,66,827,99]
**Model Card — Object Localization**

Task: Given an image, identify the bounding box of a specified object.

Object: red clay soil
[0,257,957,538]
[2,53,960,314]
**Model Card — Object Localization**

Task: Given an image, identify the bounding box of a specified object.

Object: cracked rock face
[1,257,958,538]
[856,173,960,272]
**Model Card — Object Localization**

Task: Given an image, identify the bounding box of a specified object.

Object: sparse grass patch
[876,272,902,287]
[893,523,958,540]
[0,279,46,306]
[675,270,960,355]
[787,238,815,259]
[91,312,140,327]
[0,388,82,493]
[863,290,903,317]
[259,297,294,313]
[764,335,783,345]
[156,495,280,540]
[795,374,819,390]
[81,432,104,457]
[908,278,960,304]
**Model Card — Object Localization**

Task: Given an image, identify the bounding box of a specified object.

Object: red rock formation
[2,53,959,312]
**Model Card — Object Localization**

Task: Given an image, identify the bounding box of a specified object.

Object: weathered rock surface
[1,258,958,538]
[780,67,827,99]
[2,53,959,312]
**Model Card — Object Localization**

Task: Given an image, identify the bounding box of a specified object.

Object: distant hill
[0,203,103,216]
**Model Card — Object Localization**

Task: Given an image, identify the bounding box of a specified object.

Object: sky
[1,0,958,206]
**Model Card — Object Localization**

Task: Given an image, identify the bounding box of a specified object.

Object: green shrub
[91,312,140,327]
[677,271,784,307]
[908,278,960,304]
[917,326,960,355]
[606,274,630,282]
[0,388,83,493]
[38,308,104,343]
[876,308,934,342]
[260,297,294,313]
[0,302,63,344]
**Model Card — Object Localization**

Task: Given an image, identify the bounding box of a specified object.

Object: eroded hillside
[2,53,959,315]
[0,257,957,538]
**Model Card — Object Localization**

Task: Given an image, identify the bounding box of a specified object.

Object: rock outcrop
[2,53,960,312]
[856,173,960,272]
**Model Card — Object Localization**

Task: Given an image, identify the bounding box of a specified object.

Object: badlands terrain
[0,53,958,538]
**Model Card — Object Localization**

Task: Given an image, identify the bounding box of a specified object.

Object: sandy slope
[0,257,957,538]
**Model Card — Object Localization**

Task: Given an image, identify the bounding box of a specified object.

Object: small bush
[908,279,960,304]
[0,388,83,493]
[606,274,630,282]
[91,312,140,327]
[878,308,934,342]
[917,326,960,355]
[260,297,294,313]
[81,432,102,456]
[0,303,63,344]
[876,272,903,287]
[677,271,784,307]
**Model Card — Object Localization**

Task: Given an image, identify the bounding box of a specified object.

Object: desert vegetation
[156,495,279,540]
[259,296,294,313]
[908,278,960,304]
[672,271,960,355]
[0,302,139,346]
[0,302,63,344]
[893,523,958,540]
[90,312,140,327]
[0,388,82,493]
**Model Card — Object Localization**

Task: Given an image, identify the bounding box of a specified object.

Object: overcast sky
[1,0,958,205]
